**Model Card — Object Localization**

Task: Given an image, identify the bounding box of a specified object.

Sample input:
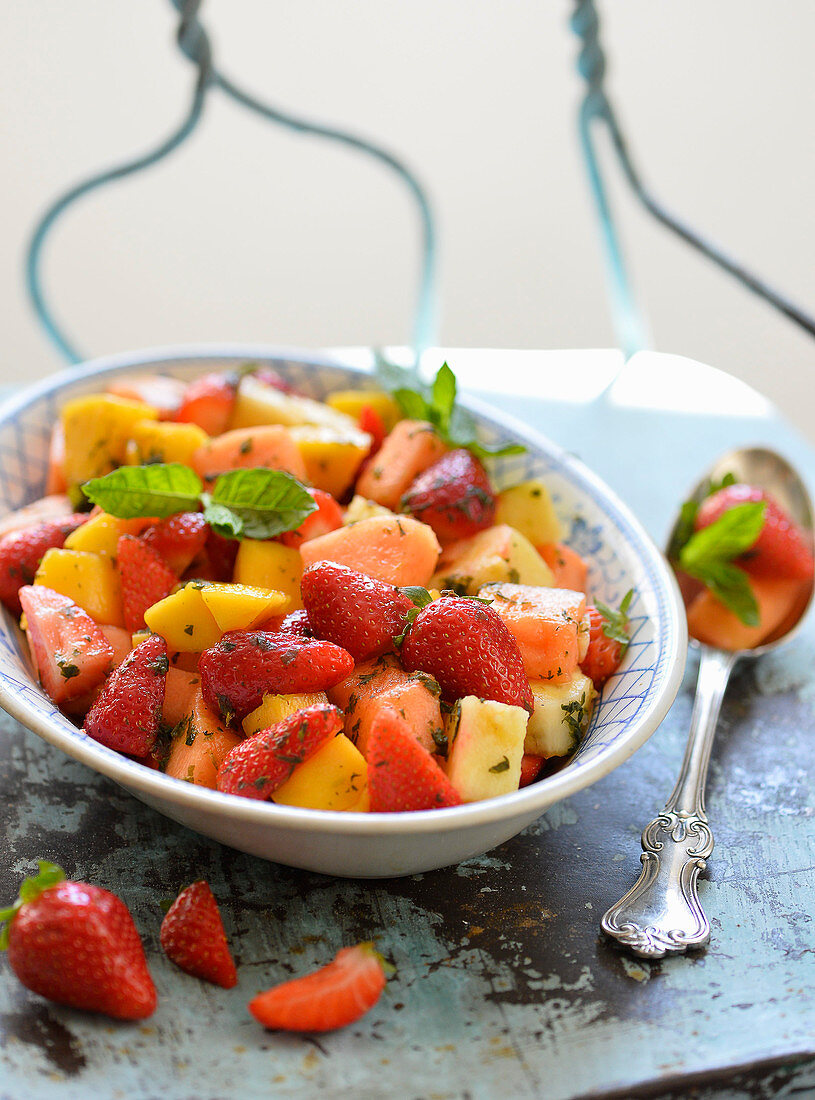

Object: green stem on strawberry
[0,861,65,949]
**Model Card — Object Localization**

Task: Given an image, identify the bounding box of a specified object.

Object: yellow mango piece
[125,419,209,466]
[272,734,369,811]
[61,395,158,487]
[344,786,371,813]
[234,540,303,610]
[495,480,563,545]
[63,513,148,559]
[144,584,222,651]
[201,582,289,632]
[289,425,371,500]
[35,549,123,627]
[325,389,401,432]
[242,691,329,736]
[132,630,151,648]
[229,374,359,432]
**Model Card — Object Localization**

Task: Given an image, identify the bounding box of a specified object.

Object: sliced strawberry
[160,881,237,988]
[358,405,386,454]
[580,604,626,690]
[401,449,495,543]
[141,512,208,576]
[199,631,354,724]
[248,943,387,1032]
[117,535,178,632]
[519,753,545,788]
[367,708,461,812]
[0,515,87,614]
[216,703,343,799]
[301,562,413,661]
[400,595,533,713]
[279,489,344,549]
[84,634,168,755]
[696,484,815,581]
[19,586,114,705]
[276,609,314,636]
[175,372,237,435]
[198,528,240,583]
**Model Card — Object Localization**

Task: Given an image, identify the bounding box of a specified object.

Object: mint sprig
[375,356,525,460]
[596,589,634,650]
[677,501,766,626]
[82,464,316,541]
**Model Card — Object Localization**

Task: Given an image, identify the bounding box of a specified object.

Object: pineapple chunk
[200,582,289,632]
[243,692,329,735]
[495,480,563,545]
[229,374,359,433]
[61,394,158,487]
[343,495,397,525]
[124,419,209,466]
[431,524,554,594]
[35,548,124,627]
[525,673,596,758]
[445,696,528,803]
[272,734,368,811]
[289,424,372,500]
[326,389,401,432]
[234,540,303,609]
[143,583,222,651]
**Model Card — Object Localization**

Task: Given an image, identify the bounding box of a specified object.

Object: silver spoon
[601,446,815,959]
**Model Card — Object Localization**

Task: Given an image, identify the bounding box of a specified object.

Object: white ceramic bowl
[0,346,686,877]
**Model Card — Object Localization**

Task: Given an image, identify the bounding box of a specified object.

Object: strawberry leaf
[83,464,203,519]
[0,861,65,950]
[202,469,317,541]
[595,589,634,650]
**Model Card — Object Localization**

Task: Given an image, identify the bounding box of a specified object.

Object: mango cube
[495,480,563,545]
[35,548,124,627]
[234,540,303,609]
[143,583,222,651]
[61,394,158,487]
[272,733,368,811]
[125,419,209,466]
[431,524,554,594]
[64,513,150,559]
[289,425,372,500]
[200,583,289,632]
[326,389,401,432]
[242,691,329,736]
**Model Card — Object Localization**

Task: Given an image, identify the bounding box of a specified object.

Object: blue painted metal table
[2,349,814,1100]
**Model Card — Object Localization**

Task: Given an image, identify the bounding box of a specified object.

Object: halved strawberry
[579,596,631,690]
[300,562,413,661]
[142,513,208,576]
[0,515,87,614]
[216,703,343,799]
[196,528,239,583]
[117,535,178,632]
[367,708,462,812]
[279,489,344,549]
[401,448,495,543]
[160,881,237,988]
[19,586,114,706]
[248,943,387,1032]
[175,372,237,435]
[358,405,387,454]
[84,634,168,755]
[519,753,545,788]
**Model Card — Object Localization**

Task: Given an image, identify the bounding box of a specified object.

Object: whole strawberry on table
[0,361,638,813]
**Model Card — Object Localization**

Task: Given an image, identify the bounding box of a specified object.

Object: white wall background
[3,3,814,436]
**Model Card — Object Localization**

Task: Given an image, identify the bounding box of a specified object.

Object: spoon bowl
[602,446,814,958]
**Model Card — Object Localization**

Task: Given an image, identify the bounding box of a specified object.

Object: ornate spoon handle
[601,645,737,958]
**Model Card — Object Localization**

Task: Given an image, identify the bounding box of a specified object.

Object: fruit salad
[0,362,634,813]
[669,475,814,650]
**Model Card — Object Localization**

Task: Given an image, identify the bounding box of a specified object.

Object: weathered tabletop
[2,350,815,1100]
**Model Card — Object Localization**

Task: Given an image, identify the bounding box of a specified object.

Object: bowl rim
[0,343,687,835]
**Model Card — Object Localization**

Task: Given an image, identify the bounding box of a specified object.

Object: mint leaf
[680,502,766,572]
[668,471,739,562]
[430,361,457,432]
[596,589,633,650]
[400,586,433,609]
[691,560,760,627]
[83,464,203,519]
[202,469,316,540]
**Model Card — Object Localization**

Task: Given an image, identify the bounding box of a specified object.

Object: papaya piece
[481,582,587,683]
[300,514,440,588]
[164,691,241,788]
[191,426,308,485]
[355,420,447,510]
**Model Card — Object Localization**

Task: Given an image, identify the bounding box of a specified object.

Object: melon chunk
[230,374,359,433]
[164,691,241,788]
[444,696,528,803]
[432,525,554,595]
[355,419,447,510]
[272,733,368,811]
[191,425,307,484]
[162,668,202,727]
[495,480,563,545]
[481,582,587,683]
[300,515,441,588]
[686,577,807,650]
[525,673,596,758]
[328,654,443,757]
[538,543,589,594]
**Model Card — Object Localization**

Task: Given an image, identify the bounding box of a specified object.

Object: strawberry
[696,483,815,581]
[117,535,178,632]
[217,703,343,799]
[84,634,168,755]
[160,881,237,988]
[401,449,495,542]
[142,512,208,575]
[248,943,387,1032]
[279,489,344,549]
[300,562,413,661]
[400,595,533,712]
[175,372,237,435]
[276,609,314,636]
[199,631,354,724]
[519,753,545,788]
[358,405,386,454]
[198,528,239,583]
[107,374,186,419]
[1,861,156,1020]
[367,708,462,812]
[253,367,299,395]
[19,586,114,706]
[0,515,86,614]
[580,595,631,690]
